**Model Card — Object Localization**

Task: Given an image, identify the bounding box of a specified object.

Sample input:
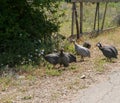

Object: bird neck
[98,46,103,50]
[41,54,45,58]
[73,41,77,45]
[60,50,64,56]
[41,52,45,57]
[72,40,76,45]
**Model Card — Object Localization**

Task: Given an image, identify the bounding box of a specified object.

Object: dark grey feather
[42,49,76,67]
[74,42,90,57]
[58,49,69,67]
[43,53,59,65]
[65,53,76,63]
[96,42,118,59]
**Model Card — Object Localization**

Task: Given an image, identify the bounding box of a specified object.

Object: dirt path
[0,62,120,103]
[64,63,120,103]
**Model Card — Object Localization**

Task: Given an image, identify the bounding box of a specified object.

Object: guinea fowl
[96,42,118,61]
[72,40,90,61]
[53,49,76,63]
[41,49,76,68]
[59,49,76,66]
[41,50,59,67]
[66,53,76,63]
[58,49,70,67]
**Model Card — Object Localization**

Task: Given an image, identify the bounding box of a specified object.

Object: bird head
[96,42,102,48]
[53,49,57,53]
[59,48,64,56]
[40,49,45,55]
[71,39,76,44]
[60,48,64,52]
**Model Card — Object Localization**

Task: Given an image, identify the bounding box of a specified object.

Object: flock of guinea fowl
[41,39,118,68]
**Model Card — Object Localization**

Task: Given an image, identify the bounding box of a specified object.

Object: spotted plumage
[41,49,76,67]
[96,42,118,61]
[72,40,90,61]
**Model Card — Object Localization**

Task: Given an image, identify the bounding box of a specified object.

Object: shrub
[0,0,63,67]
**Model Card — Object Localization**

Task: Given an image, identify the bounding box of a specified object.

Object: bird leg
[105,58,108,61]
[80,56,84,62]
[106,58,112,62]
[109,58,112,62]
[52,65,56,69]
[57,64,62,69]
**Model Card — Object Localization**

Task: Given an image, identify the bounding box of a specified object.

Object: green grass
[46,69,62,76]
[1,100,13,103]
[50,92,61,102]
[15,64,35,73]
[0,76,13,92]
[94,59,106,73]
[69,66,76,70]
[59,2,120,37]
[22,95,32,100]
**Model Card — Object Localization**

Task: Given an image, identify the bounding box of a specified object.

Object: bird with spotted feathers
[72,40,90,61]
[96,42,118,61]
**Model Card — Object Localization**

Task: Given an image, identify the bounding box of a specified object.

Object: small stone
[16,75,25,79]
[88,70,92,72]
[80,75,86,79]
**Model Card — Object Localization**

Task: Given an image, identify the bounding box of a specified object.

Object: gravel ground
[0,61,116,103]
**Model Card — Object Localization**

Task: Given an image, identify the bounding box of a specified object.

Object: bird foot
[80,59,84,62]
[57,67,66,71]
